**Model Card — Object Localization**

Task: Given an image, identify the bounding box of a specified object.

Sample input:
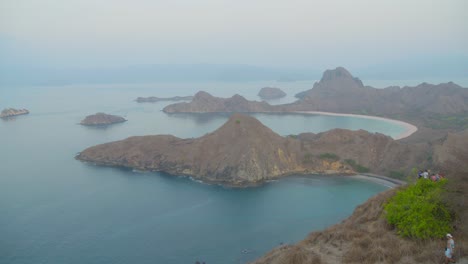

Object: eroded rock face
[80,113,126,126]
[76,114,434,186]
[258,87,286,100]
[0,108,29,118]
[163,91,276,113]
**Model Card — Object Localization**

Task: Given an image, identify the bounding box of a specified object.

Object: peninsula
[80,113,126,126]
[0,108,29,118]
[135,96,193,103]
[77,114,435,186]
[258,87,286,100]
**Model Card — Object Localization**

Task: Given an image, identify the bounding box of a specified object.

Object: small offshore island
[258,87,287,100]
[80,113,126,126]
[0,108,29,118]
[135,95,193,103]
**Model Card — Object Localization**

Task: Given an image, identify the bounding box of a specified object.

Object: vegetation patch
[384,179,452,239]
[389,170,405,180]
[344,159,370,173]
[235,119,241,124]
[317,153,340,161]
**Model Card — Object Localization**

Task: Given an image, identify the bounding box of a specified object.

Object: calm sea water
[1,82,397,264]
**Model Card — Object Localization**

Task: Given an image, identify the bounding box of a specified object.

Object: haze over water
[0,84,397,264]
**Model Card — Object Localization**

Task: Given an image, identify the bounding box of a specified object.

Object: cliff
[0,108,29,118]
[135,96,193,103]
[163,91,276,113]
[258,87,286,100]
[76,114,431,186]
[80,113,126,126]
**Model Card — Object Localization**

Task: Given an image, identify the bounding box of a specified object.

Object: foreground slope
[253,129,468,264]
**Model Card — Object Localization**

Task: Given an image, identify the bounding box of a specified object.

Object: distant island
[76,114,448,186]
[80,113,126,126]
[163,91,277,113]
[258,87,286,100]
[163,67,468,143]
[135,96,193,103]
[0,108,29,118]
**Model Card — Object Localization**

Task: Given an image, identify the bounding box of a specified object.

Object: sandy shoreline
[294,111,418,140]
[350,174,406,188]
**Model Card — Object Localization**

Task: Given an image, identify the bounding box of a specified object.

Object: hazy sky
[1,0,467,69]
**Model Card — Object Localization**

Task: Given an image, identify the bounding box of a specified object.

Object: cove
[1,84,400,264]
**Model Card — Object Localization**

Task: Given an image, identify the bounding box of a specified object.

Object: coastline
[294,111,418,140]
[349,173,406,188]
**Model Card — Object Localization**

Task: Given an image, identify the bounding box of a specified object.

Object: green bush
[344,159,370,173]
[318,153,340,161]
[384,179,452,239]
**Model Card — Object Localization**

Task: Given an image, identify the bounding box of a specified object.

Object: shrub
[384,179,452,239]
[235,119,240,124]
[318,153,340,161]
[344,159,370,173]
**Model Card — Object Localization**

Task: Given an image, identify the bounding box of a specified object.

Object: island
[80,113,127,126]
[163,67,468,144]
[77,114,438,186]
[135,96,193,103]
[258,87,286,100]
[163,91,277,113]
[0,108,29,118]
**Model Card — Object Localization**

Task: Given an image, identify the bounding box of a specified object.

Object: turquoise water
[0,83,394,264]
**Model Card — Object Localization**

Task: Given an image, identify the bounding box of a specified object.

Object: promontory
[76,114,435,186]
[80,113,126,126]
[0,108,29,118]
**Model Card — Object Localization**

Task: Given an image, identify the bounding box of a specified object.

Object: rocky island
[76,114,433,186]
[258,87,286,100]
[0,108,29,118]
[80,113,126,126]
[135,96,193,103]
[163,91,277,113]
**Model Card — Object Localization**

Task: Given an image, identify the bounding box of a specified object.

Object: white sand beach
[294,111,418,140]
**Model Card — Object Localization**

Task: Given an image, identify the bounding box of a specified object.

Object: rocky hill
[76,114,434,186]
[292,67,468,116]
[258,87,286,100]
[0,108,29,118]
[163,91,276,113]
[80,113,126,126]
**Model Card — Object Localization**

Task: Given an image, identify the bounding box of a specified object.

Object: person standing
[445,233,455,263]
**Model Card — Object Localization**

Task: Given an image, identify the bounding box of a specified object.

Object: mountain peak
[320,67,353,82]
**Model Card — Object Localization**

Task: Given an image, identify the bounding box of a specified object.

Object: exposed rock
[80,113,126,126]
[135,96,193,103]
[163,91,277,113]
[258,87,286,100]
[76,114,432,186]
[0,108,29,118]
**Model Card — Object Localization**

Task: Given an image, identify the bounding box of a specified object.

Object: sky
[0,0,467,81]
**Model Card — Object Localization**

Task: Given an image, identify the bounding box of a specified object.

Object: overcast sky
[1,0,467,70]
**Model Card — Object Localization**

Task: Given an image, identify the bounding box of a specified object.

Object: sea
[0,79,440,264]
